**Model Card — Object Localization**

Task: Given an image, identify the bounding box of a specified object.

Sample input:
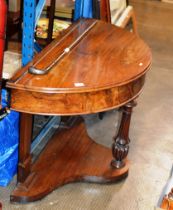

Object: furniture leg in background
[114,5,138,36]
[100,0,111,22]
[47,0,56,44]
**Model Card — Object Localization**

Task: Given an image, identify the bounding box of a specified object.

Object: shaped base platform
[11,120,129,203]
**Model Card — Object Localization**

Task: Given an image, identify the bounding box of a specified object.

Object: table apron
[9,75,146,115]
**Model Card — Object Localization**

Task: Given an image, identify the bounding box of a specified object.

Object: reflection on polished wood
[11,119,129,203]
[7,19,151,115]
[7,19,151,203]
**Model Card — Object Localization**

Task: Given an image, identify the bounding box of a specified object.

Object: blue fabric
[0,89,19,187]
[74,0,93,20]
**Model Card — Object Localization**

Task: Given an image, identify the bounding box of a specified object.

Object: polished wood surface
[9,76,145,115]
[8,19,150,91]
[11,119,129,203]
[17,113,33,183]
[7,18,151,203]
[112,100,136,169]
[7,19,151,115]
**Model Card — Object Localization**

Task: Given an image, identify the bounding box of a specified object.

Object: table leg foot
[11,119,129,203]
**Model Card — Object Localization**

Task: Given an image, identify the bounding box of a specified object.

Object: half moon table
[6,18,152,203]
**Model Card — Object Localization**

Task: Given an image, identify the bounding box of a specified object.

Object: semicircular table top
[7,18,152,115]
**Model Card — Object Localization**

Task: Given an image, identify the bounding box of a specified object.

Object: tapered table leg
[17,113,33,183]
[111,100,137,169]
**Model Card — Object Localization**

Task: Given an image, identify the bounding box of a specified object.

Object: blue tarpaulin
[0,89,19,187]
[74,0,93,20]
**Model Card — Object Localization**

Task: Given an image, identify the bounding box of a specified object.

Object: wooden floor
[0,1,173,209]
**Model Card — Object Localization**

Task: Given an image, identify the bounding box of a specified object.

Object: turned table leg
[111,100,137,169]
[17,113,33,183]
[11,119,130,203]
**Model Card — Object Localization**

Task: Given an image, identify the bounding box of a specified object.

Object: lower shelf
[11,120,129,203]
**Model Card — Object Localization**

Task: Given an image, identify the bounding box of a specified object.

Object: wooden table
[7,18,152,203]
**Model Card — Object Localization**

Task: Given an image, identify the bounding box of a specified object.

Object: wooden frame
[114,5,138,36]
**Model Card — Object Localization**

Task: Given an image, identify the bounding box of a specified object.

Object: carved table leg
[111,100,137,169]
[11,119,129,203]
[17,113,33,183]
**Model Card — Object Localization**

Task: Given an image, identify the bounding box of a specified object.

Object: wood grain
[7,19,151,91]
[7,18,152,203]
[7,19,151,115]
[17,113,33,183]
[9,75,145,115]
[11,120,129,203]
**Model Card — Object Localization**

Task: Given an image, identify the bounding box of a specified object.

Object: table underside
[11,120,129,203]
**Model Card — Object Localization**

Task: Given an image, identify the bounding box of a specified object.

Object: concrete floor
[1,0,173,209]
